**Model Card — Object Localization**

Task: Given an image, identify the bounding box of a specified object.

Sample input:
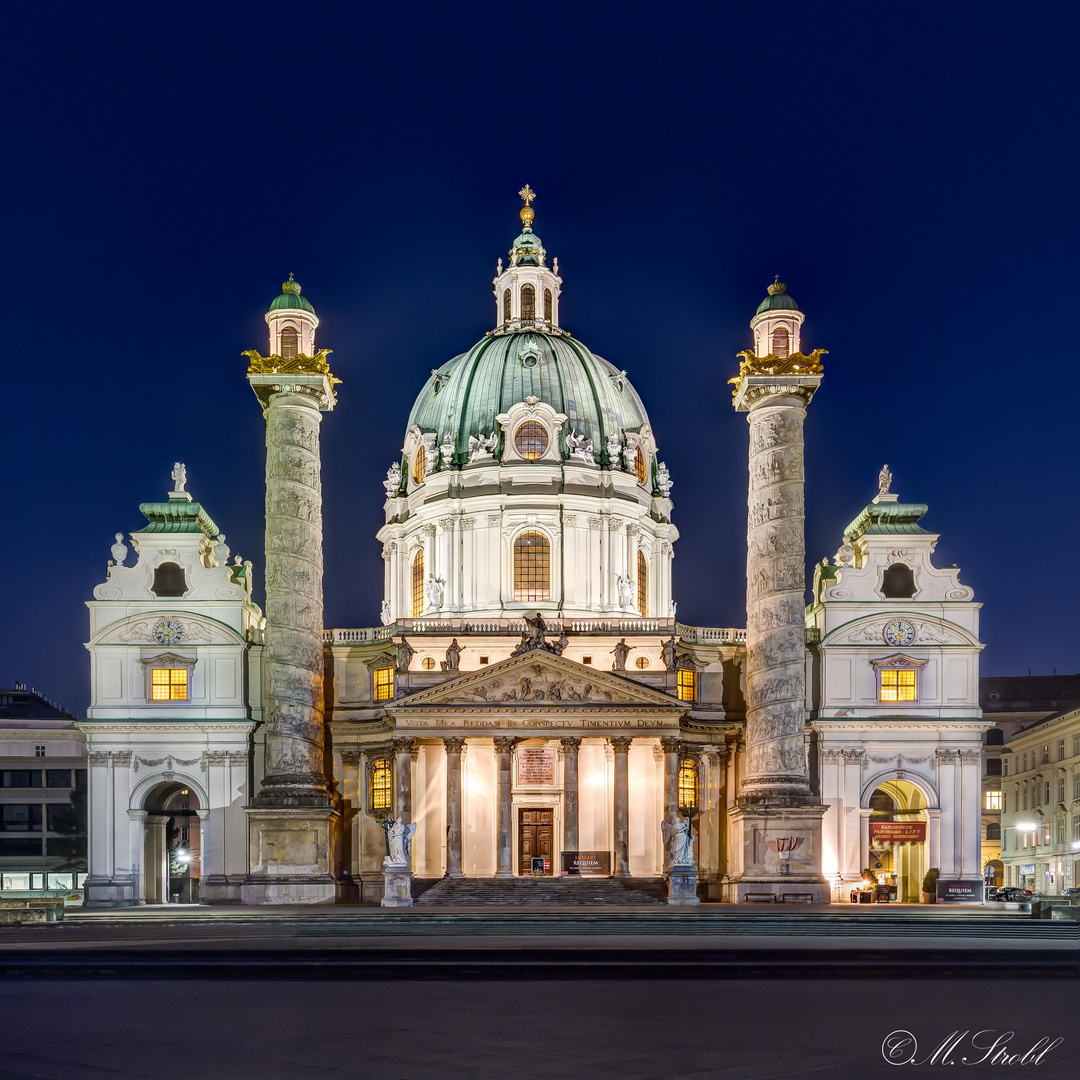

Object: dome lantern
[265,273,319,359]
[750,276,804,358]
[492,186,563,333]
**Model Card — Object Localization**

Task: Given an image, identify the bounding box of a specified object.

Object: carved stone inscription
[743,400,811,793]
[262,396,327,785]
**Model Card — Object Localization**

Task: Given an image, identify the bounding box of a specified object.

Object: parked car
[994,887,1031,902]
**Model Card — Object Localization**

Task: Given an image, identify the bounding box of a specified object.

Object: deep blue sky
[3,2,1078,715]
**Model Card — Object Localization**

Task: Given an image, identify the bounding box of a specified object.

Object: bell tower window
[152,562,187,597]
[882,563,916,598]
[503,288,511,324]
[544,288,552,322]
[280,325,298,360]
[412,444,427,485]
[634,447,647,484]
[637,550,648,617]
[771,326,789,359]
[520,284,536,322]
[411,550,425,617]
[513,531,550,602]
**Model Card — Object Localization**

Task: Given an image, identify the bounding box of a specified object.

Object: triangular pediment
[390,649,683,710]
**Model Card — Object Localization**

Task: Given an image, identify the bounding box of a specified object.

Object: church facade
[79,192,990,906]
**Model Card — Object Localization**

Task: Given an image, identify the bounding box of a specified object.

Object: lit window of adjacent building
[370,758,392,811]
[514,421,548,460]
[677,669,697,703]
[520,283,536,321]
[373,666,394,702]
[280,325,298,360]
[634,447,647,484]
[151,668,188,701]
[985,790,1004,811]
[411,550,424,617]
[412,444,427,485]
[513,531,550,602]
[637,551,648,617]
[678,758,699,809]
[879,668,916,703]
[1058,738,1066,761]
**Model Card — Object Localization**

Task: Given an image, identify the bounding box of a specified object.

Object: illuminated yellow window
[370,758,392,811]
[635,655,650,669]
[514,421,548,460]
[421,657,435,670]
[151,668,188,702]
[880,668,917,702]
[637,550,648,616]
[503,288,511,323]
[985,790,1004,811]
[412,444,427,485]
[544,288,552,322]
[677,669,697,703]
[513,531,550,602]
[635,447,647,484]
[772,326,789,359]
[678,758,699,809]
[411,550,424,617]
[374,666,394,702]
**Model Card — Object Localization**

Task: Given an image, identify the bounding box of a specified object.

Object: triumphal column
[241,276,343,904]
[726,278,830,902]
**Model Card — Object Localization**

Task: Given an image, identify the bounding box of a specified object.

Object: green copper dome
[755,276,799,315]
[405,330,652,467]
[268,273,315,314]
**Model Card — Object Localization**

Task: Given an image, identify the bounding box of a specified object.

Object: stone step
[414,876,667,906]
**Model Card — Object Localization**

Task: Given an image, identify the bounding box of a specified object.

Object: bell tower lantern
[266,273,319,358]
[750,276,804,358]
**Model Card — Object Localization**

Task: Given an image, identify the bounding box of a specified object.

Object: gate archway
[135,779,203,904]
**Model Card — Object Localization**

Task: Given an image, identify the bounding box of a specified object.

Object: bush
[922,867,940,893]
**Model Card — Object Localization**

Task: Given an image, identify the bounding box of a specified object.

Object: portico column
[660,736,681,871]
[610,736,633,876]
[145,814,169,905]
[393,737,415,825]
[444,737,465,878]
[494,737,516,877]
[561,737,581,854]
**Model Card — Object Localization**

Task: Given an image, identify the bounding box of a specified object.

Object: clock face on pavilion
[882,620,915,647]
[153,618,185,646]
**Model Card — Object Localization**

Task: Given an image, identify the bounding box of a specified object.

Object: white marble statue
[440,432,455,469]
[496,257,503,276]
[380,600,392,627]
[656,462,673,498]
[213,534,230,564]
[834,534,855,568]
[110,532,128,565]
[567,429,595,464]
[616,574,634,608]
[386,817,418,866]
[171,462,187,492]
[878,464,892,497]
[383,462,402,498]
[605,432,622,465]
[661,817,695,867]
[468,431,498,462]
[425,575,444,610]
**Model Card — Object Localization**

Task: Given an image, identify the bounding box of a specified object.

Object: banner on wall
[868,821,926,844]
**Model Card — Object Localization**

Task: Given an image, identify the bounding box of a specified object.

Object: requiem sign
[869,821,926,844]
[517,747,556,786]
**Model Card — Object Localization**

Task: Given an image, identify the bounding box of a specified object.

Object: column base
[242,804,343,906]
[199,875,246,904]
[722,802,830,904]
[381,863,414,907]
[83,875,138,908]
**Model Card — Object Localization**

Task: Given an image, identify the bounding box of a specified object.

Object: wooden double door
[518,807,554,876]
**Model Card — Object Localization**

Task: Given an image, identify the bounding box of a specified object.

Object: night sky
[4,3,1077,716]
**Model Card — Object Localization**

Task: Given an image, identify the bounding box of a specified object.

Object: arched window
[634,446,647,484]
[678,758,699,809]
[411,550,424,617]
[370,758,392,811]
[986,822,1001,841]
[513,530,550,602]
[882,563,916,598]
[637,550,648,617]
[514,421,548,460]
[412,444,427,485]
[544,288,552,322]
[280,325,298,360]
[520,284,536,321]
[152,562,187,597]
[503,288,511,323]
[772,326,789,359]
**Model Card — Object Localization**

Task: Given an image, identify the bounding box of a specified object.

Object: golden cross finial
[518,184,536,207]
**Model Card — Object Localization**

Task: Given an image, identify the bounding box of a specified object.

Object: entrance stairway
[414,875,667,906]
